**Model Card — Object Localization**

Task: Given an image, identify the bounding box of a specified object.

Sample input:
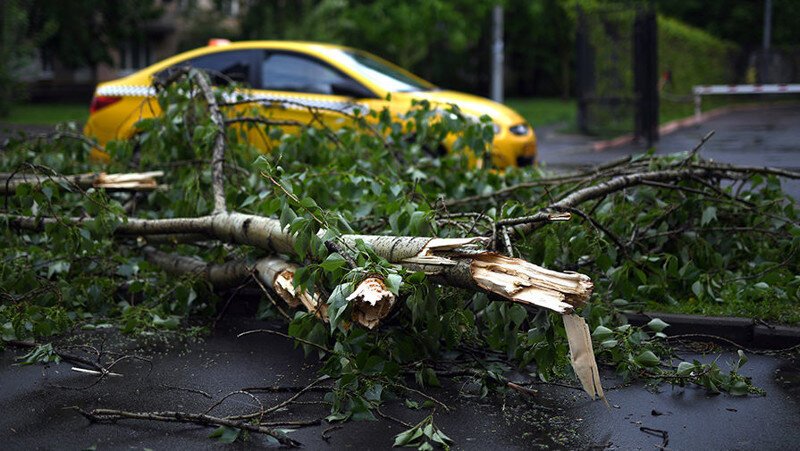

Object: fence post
[634,8,659,146]
[575,6,592,134]
[490,5,504,103]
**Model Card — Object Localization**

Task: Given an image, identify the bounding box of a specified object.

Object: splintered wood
[94,171,163,190]
[468,253,603,401]
[267,267,326,318]
[346,277,396,329]
[469,254,593,314]
[563,314,606,402]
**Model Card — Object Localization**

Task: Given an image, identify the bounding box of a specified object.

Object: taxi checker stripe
[227,93,368,115]
[95,85,368,114]
[96,85,157,97]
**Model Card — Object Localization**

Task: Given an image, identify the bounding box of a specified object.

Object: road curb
[625,311,800,350]
[589,103,798,152]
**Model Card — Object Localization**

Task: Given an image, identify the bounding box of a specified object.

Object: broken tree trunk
[143,247,399,328]
[8,211,602,399]
[8,213,591,314]
[0,171,164,193]
[143,247,323,316]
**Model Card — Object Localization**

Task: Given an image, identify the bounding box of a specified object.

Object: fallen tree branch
[510,168,745,235]
[142,247,322,314]
[192,71,227,214]
[143,247,399,327]
[9,213,593,315]
[70,406,301,447]
[1,171,164,194]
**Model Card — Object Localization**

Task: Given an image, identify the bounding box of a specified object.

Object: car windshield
[331,49,434,93]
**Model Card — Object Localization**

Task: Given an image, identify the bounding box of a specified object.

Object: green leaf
[691,280,704,298]
[736,350,748,369]
[508,304,527,326]
[601,339,619,348]
[404,399,420,409]
[701,206,717,226]
[152,315,180,330]
[677,361,695,376]
[327,283,353,331]
[635,350,661,367]
[393,427,423,447]
[16,343,61,365]
[592,325,614,340]
[421,367,441,387]
[386,274,402,295]
[728,380,749,396]
[320,253,346,272]
[208,426,240,443]
[646,318,670,333]
[239,194,258,208]
[279,203,297,229]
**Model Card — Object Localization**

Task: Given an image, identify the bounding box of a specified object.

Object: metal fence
[576,4,658,144]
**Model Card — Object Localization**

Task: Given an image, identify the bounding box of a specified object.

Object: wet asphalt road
[0,317,584,450]
[1,315,798,450]
[537,104,800,199]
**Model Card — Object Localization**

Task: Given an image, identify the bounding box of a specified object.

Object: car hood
[394,90,528,126]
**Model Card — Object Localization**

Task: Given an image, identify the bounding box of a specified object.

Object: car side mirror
[331,80,376,99]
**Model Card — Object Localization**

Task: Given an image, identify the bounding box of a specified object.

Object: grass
[505,98,576,127]
[2,103,87,125]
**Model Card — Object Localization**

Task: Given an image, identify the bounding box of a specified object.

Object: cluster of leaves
[2,75,795,445]
[0,124,219,346]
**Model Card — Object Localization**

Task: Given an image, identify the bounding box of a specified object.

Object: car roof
[142,41,356,75]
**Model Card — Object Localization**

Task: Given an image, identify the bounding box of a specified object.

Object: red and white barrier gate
[693,84,800,119]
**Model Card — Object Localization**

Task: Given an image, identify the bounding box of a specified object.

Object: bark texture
[9,213,593,315]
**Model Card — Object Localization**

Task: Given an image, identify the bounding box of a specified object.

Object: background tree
[655,0,800,50]
[0,0,31,116]
[25,0,160,69]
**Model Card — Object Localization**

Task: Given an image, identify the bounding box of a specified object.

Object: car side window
[161,50,258,86]
[260,52,363,96]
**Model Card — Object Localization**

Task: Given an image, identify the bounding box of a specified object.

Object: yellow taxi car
[84,41,536,168]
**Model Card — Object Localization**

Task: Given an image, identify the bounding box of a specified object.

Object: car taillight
[89,96,122,114]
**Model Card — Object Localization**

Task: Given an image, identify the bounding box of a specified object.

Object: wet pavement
[0,317,583,450]
[569,353,800,450]
[537,104,800,198]
[1,315,798,450]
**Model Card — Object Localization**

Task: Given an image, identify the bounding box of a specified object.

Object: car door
[154,48,264,147]
[250,50,380,147]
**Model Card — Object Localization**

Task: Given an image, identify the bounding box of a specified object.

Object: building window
[39,48,54,80]
[221,0,240,17]
[119,39,152,75]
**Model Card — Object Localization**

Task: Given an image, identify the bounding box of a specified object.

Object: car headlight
[509,124,530,136]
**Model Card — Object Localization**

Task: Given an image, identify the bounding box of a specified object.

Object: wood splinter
[346,277,396,330]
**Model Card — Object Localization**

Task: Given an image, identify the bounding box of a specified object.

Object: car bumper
[491,129,537,168]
